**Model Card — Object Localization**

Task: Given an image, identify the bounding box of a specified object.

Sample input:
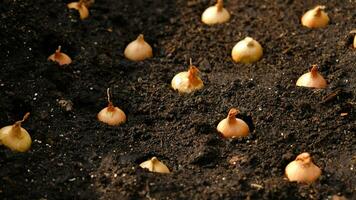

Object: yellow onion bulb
[217,108,250,138]
[97,88,126,126]
[296,65,327,89]
[232,37,263,63]
[67,0,90,20]
[124,34,153,61]
[350,30,356,49]
[171,60,204,94]
[97,105,126,126]
[301,6,329,28]
[285,152,321,184]
[48,46,72,66]
[0,113,31,152]
[201,0,230,25]
[139,157,170,173]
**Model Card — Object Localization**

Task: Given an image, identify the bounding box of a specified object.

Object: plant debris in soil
[0,0,355,199]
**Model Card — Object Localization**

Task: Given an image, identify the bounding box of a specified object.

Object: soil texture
[0,0,355,199]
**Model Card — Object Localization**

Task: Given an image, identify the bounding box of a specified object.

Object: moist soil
[0,0,355,199]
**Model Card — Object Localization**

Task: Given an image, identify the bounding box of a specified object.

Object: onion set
[232,37,263,63]
[201,0,230,25]
[48,46,72,66]
[97,88,126,126]
[0,113,32,152]
[285,152,321,184]
[217,108,250,138]
[301,6,329,28]
[296,65,327,89]
[140,157,170,173]
[124,34,153,61]
[171,59,204,94]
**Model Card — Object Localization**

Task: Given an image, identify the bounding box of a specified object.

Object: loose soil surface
[0,0,355,199]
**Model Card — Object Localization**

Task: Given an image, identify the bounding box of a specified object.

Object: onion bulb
[171,59,204,94]
[351,30,356,49]
[48,46,72,66]
[285,152,321,184]
[301,6,329,28]
[296,65,327,89]
[232,37,263,63]
[217,108,250,138]
[67,0,92,20]
[201,0,230,25]
[139,157,170,173]
[0,113,31,152]
[124,34,153,61]
[97,88,126,126]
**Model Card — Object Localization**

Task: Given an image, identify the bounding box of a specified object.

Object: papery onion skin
[140,157,170,173]
[232,37,263,63]
[217,108,250,138]
[301,6,329,28]
[0,113,32,152]
[97,89,126,126]
[124,34,153,61]
[171,62,204,94]
[97,104,126,126]
[285,152,321,184]
[67,1,90,20]
[48,46,72,66]
[201,0,230,25]
[296,65,327,89]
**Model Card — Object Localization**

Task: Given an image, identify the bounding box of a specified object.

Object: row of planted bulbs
[1,0,353,185]
[51,0,356,91]
[0,75,326,185]
[0,107,321,184]
[139,152,322,185]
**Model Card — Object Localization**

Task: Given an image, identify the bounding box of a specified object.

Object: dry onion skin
[48,46,72,66]
[0,113,31,152]
[124,34,153,61]
[97,88,126,126]
[301,6,329,28]
[232,37,263,63]
[139,157,170,173]
[217,108,250,138]
[201,0,230,25]
[67,0,93,20]
[296,65,327,89]
[171,59,204,94]
[285,152,321,184]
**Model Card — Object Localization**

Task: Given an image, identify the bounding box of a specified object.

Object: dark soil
[0,0,355,199]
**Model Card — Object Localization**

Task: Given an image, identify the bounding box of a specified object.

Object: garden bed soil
[0,0,355,199]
